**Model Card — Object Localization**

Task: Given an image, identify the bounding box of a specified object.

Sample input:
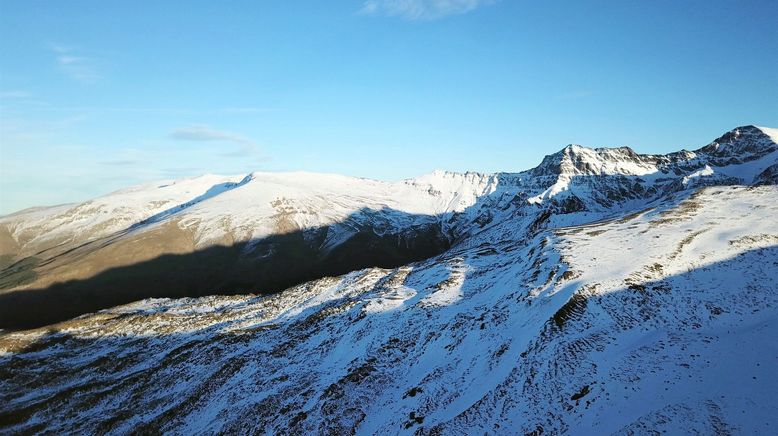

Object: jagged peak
[530,143,658,178]
[525,125,777,180]
[695,125,777,158]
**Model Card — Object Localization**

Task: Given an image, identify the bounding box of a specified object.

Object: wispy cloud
[169,124,252,145]
[169,124,262,158]
[0,91,30,99]
[50,44,101,84]
[360,0,496,20]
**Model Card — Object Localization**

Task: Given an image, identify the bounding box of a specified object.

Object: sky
[1,0,777,214]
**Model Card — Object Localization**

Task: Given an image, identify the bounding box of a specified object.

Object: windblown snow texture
[0,125,777,434]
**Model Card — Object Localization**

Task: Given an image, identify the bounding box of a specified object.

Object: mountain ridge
[4,125,776,218]
[0,125,777,433]
[1,182,776,433]
[0,125,776,330]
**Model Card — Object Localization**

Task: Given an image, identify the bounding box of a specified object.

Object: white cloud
[49,44,100,83]
[360,0,496,20]
[169,124,262,158]
[169,124,252,145]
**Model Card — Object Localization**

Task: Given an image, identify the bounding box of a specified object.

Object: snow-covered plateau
[0,125,777,434]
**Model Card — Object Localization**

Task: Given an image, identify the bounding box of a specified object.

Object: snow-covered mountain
[4,126,775,252]
[0,125,777,433]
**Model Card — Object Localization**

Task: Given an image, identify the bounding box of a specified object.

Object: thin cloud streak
[360,0,496,20]
[169,124,254,146]
[0,91,31,99]
[168,124,268,160]
[49,43,101,83]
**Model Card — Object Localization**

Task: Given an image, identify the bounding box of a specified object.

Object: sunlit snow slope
[0,125,777,434]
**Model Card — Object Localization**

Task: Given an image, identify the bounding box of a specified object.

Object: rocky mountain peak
[529,143,658,179]
[695,125,777,163]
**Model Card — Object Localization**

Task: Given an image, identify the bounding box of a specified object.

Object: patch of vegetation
[615,207,653,224]
[552,292,588,329]
[728,234,778,247]
[668,228,709,260]
[289,411,307,427]
[627,283,646,293]
[494,343,510,358]
[0,213,452,330]
[404,387,423,398]
[570,384,590,401]
[0,254,15,270]
[648,190,704,228]
[0,255,40,290]
[403,411,424,429]
[525,425,545,436]
[560,270,579,281]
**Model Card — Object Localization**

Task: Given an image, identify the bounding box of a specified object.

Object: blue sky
[1,0,777,214]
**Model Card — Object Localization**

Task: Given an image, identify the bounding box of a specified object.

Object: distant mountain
[2,125,776,329]
[1,125,777,433]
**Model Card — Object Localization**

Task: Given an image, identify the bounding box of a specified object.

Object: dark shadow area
[1,146,765,331]
[0,206,450,330]
[1,245,775,433]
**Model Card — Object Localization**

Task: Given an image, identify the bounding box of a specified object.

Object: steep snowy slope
[1,185,775,434]
[0,170,498,257]
[0,125,777,433]
[3,125,775,256]
[0,170,500,328]
[0,125,776,330]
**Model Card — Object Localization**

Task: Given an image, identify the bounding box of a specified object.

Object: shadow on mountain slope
[0,245,775,434]
[0,163,758,331]
[0,207,450,330]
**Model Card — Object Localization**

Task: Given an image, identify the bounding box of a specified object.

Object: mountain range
[1,125,777,434]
